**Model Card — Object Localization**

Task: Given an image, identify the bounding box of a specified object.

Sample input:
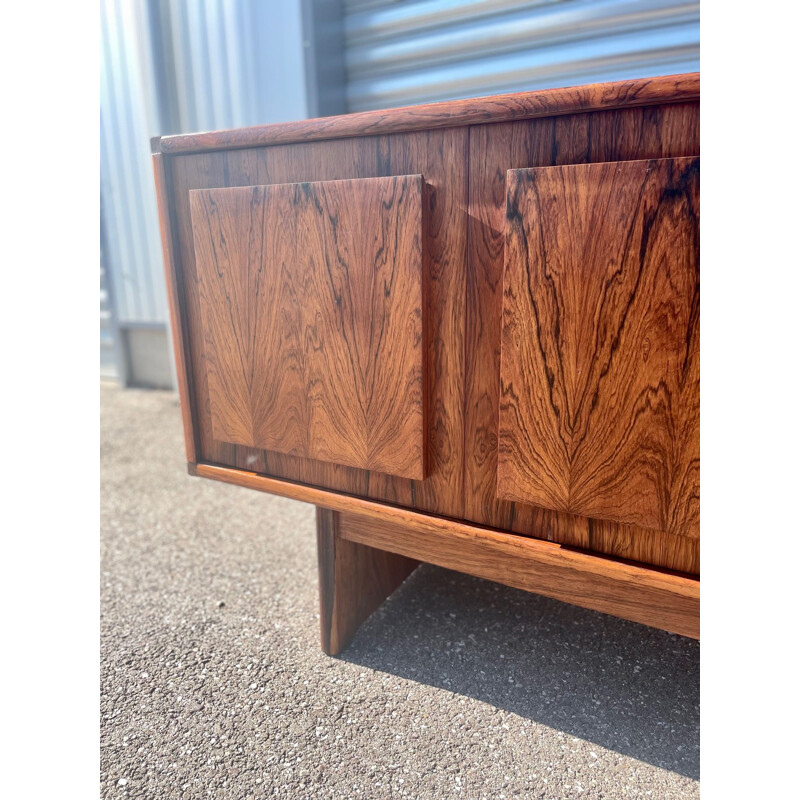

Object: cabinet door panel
[189,175,426,480]
[170,129,467,519]
[498,157,699,536]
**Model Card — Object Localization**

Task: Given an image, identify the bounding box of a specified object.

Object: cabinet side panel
[152,153,197,464]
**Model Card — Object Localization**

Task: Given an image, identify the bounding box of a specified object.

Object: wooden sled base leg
[317,507,419,656]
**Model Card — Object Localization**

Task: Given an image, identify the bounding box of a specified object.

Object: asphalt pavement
[100,384,699,799]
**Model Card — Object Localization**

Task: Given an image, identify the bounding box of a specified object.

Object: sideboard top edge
[155,72,699,155]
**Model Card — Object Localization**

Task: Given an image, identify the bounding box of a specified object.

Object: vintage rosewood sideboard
[152,73,700,654]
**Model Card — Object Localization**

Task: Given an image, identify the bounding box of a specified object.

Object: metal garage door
[343,0,700,111]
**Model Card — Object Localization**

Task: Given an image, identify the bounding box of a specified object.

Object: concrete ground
[100,384,699,799]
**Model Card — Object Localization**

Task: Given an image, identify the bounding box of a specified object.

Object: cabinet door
[189,174,426,480]
[498,157,699,537]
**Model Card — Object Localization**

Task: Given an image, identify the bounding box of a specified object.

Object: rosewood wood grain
[152,153,197,463]
[189,175,425,479]
[318,508,419,655]
[157,73,699,154]
[160,85,700,580]
[498,158,699,536]
[170,129,467,517]
[463,103,699,574]
[154,78,705,648]
[337,511,698,639]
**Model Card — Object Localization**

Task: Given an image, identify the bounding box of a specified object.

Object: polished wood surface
[189,175,425,479]
[318,508,419,655]
[338,511,698,639]
[498,158,700,536]
[152,153,197,463]
[463,104,699,573]
[155,76,701,626]
[171,129,467,517]
[157,73,699,154]
[169,106,700,571]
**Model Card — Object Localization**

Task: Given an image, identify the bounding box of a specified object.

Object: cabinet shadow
[337,563,699,780]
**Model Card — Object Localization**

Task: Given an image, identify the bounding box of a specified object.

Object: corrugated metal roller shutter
[344,0,700,111]
[163,0,309,133]
[100,0,167,327]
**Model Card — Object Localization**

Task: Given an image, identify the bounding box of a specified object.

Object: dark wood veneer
[171,129,468,519]
[153,153,198,463]
[318,508,419,655]
[154,75,701,652]
[339,512,699,640]
[499,158,699,536]
[189,175,426,479]
[156,73,698,154]
[463,103,700,574]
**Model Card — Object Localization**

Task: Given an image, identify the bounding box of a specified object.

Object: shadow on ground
[339,563,699,780]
